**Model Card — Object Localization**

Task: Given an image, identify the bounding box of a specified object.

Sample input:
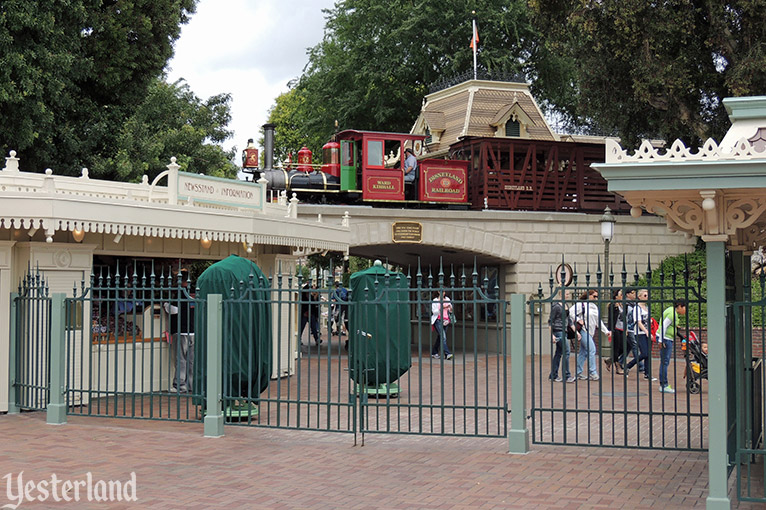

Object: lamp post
[600,206,616,358]
[600,206,616,280]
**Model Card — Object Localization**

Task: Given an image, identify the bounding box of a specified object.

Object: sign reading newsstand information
[392,222,422,243]
[177,171,264,210]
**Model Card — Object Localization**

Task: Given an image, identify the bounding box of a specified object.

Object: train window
[366,140,383,167]
[341,141,354,166]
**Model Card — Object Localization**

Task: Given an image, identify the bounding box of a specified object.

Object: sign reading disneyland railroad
[420,161,468,202]
[177,171,264,210]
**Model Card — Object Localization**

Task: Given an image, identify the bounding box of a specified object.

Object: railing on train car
[450,138,630,214]
[528,255,708,450]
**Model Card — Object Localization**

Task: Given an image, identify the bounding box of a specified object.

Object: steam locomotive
[244,126,468,205]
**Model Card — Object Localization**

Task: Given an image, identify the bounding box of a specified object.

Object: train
[244,126,469,205]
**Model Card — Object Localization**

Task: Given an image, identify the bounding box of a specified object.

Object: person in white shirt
[430,291,453,360]
[569,289,611,381]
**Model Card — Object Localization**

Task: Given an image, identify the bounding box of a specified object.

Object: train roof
[335,129,426,143]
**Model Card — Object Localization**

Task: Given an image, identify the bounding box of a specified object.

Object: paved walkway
[0,412,759,509]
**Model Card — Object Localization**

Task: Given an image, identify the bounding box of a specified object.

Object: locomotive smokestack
[262,123,276,172]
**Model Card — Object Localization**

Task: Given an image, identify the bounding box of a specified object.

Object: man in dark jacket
[300,283,322,345]
[165,273,195,393]
[548,290,575,383]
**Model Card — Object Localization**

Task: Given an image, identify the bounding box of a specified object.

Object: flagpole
[472,13,477,80]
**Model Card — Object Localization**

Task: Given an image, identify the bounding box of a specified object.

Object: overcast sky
[166,0,336,153]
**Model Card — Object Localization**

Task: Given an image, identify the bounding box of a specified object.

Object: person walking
[626,289,655,380]
[548,290,575,383]
[431,291,453,360]
[164,271,195,393]
[605,289,625,374]
[300,282,322,345]
[570,289,611,381]
[659,299,687,393]
[622,287,640,375]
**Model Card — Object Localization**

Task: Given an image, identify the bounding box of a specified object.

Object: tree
[0,0,197,177]
[90,79,237,183]
[529,0,766,147]
[270,0,538,151]
[265,87,327,165]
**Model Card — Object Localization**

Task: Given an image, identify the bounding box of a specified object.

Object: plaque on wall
[392,222,422,243]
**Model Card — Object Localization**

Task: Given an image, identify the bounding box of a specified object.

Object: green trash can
[349,261,411,396]
[194,255,271,416]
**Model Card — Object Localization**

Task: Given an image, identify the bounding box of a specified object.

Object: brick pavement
[0,411,761,509]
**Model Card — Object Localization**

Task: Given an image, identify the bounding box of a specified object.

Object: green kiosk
[194,255,271,419]
[349,261,411,397]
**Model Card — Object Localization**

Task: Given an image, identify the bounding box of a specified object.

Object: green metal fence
[209,262,509,445]
[528,256,708,450]
[731,271,766,503]
[9,268,51,412]
[10,261,510,445]
[64,265,203,422]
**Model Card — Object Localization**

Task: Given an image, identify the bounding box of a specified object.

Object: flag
[470,19,479,49]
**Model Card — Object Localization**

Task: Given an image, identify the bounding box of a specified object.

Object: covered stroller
[684,331,707,394]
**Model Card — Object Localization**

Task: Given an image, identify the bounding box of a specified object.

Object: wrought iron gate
[730,273,766,503]
[528,257,708,450]
[9,268,51,412]
[215,263,509,444]
[10,262,508,444]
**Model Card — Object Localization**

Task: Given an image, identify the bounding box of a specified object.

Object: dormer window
[491,103,533,139]
[505,120,520,137]
[425,126,432,145]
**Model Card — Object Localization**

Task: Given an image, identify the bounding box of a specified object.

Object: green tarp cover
[349,262,411,386]
[194,255,271,401]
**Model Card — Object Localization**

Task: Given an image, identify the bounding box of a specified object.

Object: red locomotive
[259,128,469,205]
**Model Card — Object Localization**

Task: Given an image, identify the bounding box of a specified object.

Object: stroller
[684,331,708,394]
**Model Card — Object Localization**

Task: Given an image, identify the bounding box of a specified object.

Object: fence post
[705,241,730,509]
[508,293,529,454]
[8,292,19,414]
[47,293,67,425]
[204,294,224,438]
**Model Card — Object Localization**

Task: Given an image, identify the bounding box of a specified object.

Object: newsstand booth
[0,153,350,413]
[349,261,411,396]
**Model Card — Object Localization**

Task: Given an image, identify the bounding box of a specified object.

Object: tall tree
[265,87,327,165]
[270,0,537,156]
[90,79,237,183]
[0,0,197,177]
[529,0,766,147]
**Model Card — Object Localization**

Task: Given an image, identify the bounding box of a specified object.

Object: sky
[166,0,336,153]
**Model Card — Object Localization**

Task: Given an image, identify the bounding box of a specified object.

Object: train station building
[0,154,350,413]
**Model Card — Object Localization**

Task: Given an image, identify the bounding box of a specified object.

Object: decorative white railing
[0,151,292,218]
[605,137,766,164]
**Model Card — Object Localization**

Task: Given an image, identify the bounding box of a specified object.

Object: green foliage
[265,88,326,165]
[270,0,538,149]
[633,249,707,328]
[0,0,198,177]
[529,0,766,146]
[89,79,236,182]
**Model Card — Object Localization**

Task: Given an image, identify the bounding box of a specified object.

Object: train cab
[330,129,468,203]
[330,130,421,200]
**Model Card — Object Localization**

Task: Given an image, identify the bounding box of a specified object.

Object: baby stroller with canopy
[684,331,708,394]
